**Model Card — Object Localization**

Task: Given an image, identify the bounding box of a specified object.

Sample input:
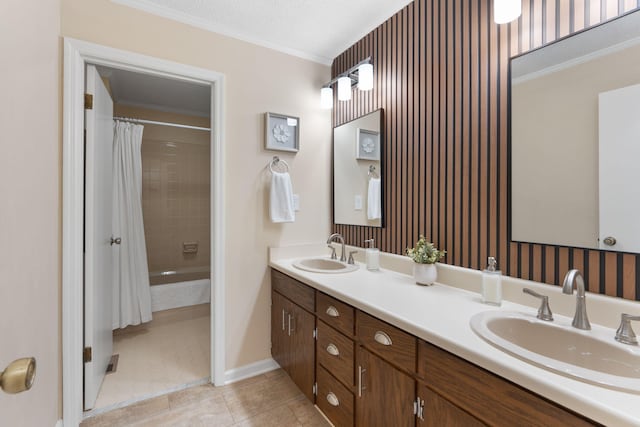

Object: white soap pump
[482,256,502,306]
[364,239,380,271]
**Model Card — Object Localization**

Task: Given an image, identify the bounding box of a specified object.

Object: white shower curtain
[112,121,152,329]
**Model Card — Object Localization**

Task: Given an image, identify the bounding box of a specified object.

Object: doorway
[87,64,213,412]
[63,38,226,427]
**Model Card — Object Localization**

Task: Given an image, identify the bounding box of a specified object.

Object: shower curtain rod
[113,116,211,132]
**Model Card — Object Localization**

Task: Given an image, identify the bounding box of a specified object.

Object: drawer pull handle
[326,343,340,356]
[374,331,393,346]
[326,306,340,317]
[326,392,340,407]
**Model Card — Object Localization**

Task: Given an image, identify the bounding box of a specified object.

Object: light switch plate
[354,195,363,210]
[293,194,300,211]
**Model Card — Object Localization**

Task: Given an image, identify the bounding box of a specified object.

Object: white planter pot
[413,263,437,286]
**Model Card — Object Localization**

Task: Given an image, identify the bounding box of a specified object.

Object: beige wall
[62,0,332,373]
[0,0,61,425]
[512,43,640,249]
[114,105,211,285]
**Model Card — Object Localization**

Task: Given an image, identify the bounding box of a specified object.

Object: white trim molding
[224,358,280,385]
[62,37,226,427]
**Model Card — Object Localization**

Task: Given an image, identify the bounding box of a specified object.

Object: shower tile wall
[115,105,211,285]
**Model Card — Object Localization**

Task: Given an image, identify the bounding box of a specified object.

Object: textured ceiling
[112,0,414,64]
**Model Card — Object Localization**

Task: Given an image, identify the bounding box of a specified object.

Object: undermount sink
[293,257,358,274]
[470,311,640,393]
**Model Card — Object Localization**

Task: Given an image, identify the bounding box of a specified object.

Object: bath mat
[106,354,119,374]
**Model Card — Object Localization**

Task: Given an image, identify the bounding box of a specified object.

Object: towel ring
[269,156,290,173]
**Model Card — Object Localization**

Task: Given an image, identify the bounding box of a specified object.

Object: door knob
[1,357,36,394]
[110,237,122,246]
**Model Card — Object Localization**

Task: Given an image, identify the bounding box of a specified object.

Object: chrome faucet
[562,269,591,330]
[327,233,346,262]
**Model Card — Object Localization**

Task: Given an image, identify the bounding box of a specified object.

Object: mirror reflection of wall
[510,10,640,253]
[333,109,383,227]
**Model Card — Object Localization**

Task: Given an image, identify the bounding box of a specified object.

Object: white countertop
[269,244,640,426]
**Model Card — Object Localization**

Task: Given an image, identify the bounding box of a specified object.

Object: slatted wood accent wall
[332,0,640,300]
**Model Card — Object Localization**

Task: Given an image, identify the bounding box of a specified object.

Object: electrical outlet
[354,195,363,210]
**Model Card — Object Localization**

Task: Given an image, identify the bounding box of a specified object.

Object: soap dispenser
[364,239,380,271]
[482,256,502,306]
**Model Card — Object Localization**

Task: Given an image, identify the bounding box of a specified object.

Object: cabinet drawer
[418,341,597,426]
[317,292,355,335]
[317,320,355,387]
[317,366,354,427]
[271,269,315,312]
[356,311,416,373]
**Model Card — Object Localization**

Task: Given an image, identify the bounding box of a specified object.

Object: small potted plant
[406,236,446,285]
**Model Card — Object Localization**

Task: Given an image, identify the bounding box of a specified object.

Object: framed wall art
[265,112,299,153]
[356,128,380,161]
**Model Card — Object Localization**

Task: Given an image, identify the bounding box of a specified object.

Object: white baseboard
[224,358,279,385]
[55,420,63,427]
[151,279,210,312]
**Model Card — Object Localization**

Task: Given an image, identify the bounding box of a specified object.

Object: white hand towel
[367,177,382,220]
[270,171,295,223]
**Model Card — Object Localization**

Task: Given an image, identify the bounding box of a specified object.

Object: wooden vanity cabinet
[417,384,485,427]
[356,347,415,427]
[315,292,357,427]
[270,271,315,401]
[416,341,598,427]
[270,269,599,427]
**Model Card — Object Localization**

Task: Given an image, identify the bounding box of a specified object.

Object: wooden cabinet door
[417,384,485,427]
[289,302,316,401]
[271,291,290,374]
[356,347,415,427]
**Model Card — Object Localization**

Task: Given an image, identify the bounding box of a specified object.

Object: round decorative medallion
[361,137,375,153]
[272,124,290,144]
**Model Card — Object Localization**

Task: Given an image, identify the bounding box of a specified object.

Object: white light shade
[337,76,352,101]
[494,0,521,24]
[358,63,373,91]
[320,87,333,109]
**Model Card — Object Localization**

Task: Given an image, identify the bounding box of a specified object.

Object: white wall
[60,0,332,372]
[0,0,61,425]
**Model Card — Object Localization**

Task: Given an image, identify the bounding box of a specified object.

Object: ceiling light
[494,0,521,24]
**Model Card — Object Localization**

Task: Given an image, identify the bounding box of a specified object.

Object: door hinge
[313,327,318,340]
[415,397,425,420]
[312,382,317,396]
[84,93,93,110]
[83,347,92,363]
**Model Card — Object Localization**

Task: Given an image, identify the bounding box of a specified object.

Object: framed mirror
[510,10,640,253]
[333,109,384,227]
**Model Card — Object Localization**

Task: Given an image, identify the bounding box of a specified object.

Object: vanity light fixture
[337,76,352,101]
[320,87,333,109]
[320,57,373,109]
[494,0,521,24]
[358,63,373,90]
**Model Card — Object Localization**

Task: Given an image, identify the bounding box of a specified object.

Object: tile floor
[81,369,332,427]
[94,304,211,409]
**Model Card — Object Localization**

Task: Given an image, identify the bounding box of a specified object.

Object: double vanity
[269,243,640,426]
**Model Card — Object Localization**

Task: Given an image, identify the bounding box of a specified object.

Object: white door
[598,83,640,253]
[84,64,114,410]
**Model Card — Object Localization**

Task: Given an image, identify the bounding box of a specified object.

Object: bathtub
[149,267,211,312]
